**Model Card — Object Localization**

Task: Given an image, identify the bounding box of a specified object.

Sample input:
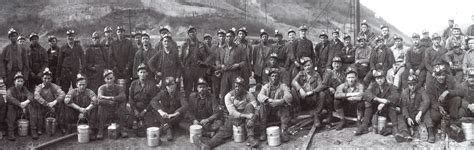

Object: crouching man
[150,76,188,141]
[357,70,400,136]
[5,72,35,140]
[193,76,259,149]
[396,75,434,143]
[333,67,365,130]
[257,68,292,142]
[96,69,127,139]
[64,74,99,140]
[180,77,223,137]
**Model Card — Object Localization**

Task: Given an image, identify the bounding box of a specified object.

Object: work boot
[427,127,436,143]
[335,109,345,131]
[313,115,322,128]
[192,134,211,150]
[281,130,290,142]
[31,129,39,140]
[354,124,369,136]
[7,131,15,141]
[246,136,259,147]
[323,111,333,124]
[164,128,173,141]
[96,129,104,140]
[395,130,411,143]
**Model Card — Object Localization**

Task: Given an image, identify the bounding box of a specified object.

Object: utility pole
[355,0,360,37]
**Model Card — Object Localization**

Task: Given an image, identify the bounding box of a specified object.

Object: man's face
[67,35,75,43]
[433,38,441,46]
[358,40,366,47]
[9,34,18,43]
[361,25,368,32]
[138,70,148,80]
[269,58,277,67]
[408,82,416,91]
[452,29,461,36]
[261,34,268,42]
[163,38,170,48]
[188,29,197,39]
[320,36,328,43]
[204,37,212,45]
[332,61,341,70]
[92,36,100,45]
[238,31,246,39]
[332,33,339,39]
[381,28,389,36]
[303,62,313,73]
[217,34,225,44]
[76,80,87,92]
[197,84,206,93]
[375,76,385,86]
[30,37,39,45]
[343,39,351,46]
[225,33,235,45]
[42,75,52,84]
[134,35,142,44]
[276,35,283,42]
[299,30,307,38]
[435,74,446,84]
[468,39,474,50]
[18,39,26,45]
[376,40,384,46]
[288,32,296,40]
[346,73,357,86]
[142,36,150,48]
[116,30,124,39]
[166,82,177,92]
[104,32,112,38]
[14,78,24,88]
[395,39,403,47]
[160,30,169,38]
[49,39,57,47]
[104,74,115,85]
[234,83,244,94]
[412,37,420,45]
[269,73,280,85]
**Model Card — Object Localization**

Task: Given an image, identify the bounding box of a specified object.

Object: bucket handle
[19,109,27,119]
[77,117,89,126]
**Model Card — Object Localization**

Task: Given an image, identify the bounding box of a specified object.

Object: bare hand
[377,103,385,111]
[415,111,422,123]
[468,104,474,112]
[193,120,200,125]
[407,118,415,126]
[299,89,306,98]
[329,88,336,94]
[47,101,57,108]
[200,119,210,125]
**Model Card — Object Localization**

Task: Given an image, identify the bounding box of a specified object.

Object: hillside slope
[0,0,407,46]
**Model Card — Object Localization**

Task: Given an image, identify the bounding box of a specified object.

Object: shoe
[259,133,266,141]
[96,129,104,140]
[164,129,173,141]
[354,125,369,136]
[31,129,39,140]
[281,131,290,142]
[313,115,322,128]
[394,133,405,143]
[192,134,211,150]
[7,131,15,141]
[427,127,435,143]
[246,136,258,147]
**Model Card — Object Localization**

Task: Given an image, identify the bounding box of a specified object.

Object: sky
[361,0,473,35]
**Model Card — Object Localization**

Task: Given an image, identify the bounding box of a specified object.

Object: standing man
[424,33,448,80]
[442,19,455,42]
[404,33,427,90]
[181,26,208,97]
[203,33,213,48]
[445,24,467,51]
[466,15,474,37]
[252,29,272,86]
[262,53,290,86]
[101,26,114,49]
[290,25,315,77]
[2,28,29,88]
[338,34,355,70]
[47,36,60,83]
[155,26,177,51]
[110,26,135,82]
[353,36,372,80]
[235,27,252,88]
[420,30,433,48]
[57,30,84,93]
[207,29,227,98]
[314,32,332,73]
[148,35,182,85]
[285,29,298,77]
[132,33,157,80]
[443,44,465,83]
[5,72,34,140]
[462,38,474,78]
[131,31,142,51]
[216,29,247,100]
[271,30,287,67]
[28,32,48,90]
[328,29,344,69]
[85,32,108,92]
[380,25,395,48]
[390,35,407,65]
[364,36,395,85]
[358,20,377,47]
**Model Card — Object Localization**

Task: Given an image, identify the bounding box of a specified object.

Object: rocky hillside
[0,0,407,47]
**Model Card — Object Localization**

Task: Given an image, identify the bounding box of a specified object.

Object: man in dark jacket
[110,26,135,82]
[2,28,29,88]
[57,30,84,93]
[85,32,108,92]
[28,33,48,91]
[314,32,332,73]
[181,26,208,97]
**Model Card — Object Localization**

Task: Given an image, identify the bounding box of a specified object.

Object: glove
[415,111,422,123]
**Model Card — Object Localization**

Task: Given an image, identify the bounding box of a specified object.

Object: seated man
[396,75,434,143]
[444,68,474,119]
[33,68,66,136]
[291,57,327,127]
[150,76,188,141]
[5,72,34,140]
[64,74,99,140]
[357,70,400,136]
[126,63,159,136]
[180,77,223,137]
[257,68,292,142]
[333,67,365,130]
[320,56,346,124]
[193,76,259,149]
[442,44,464,83]
[96,69,127,139]
[386,58,405,90]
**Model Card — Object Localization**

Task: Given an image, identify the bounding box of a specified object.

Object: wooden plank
[301,124,317,150]
[32,133,77,150]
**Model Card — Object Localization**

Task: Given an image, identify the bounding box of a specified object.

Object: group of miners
[0,17,474,149]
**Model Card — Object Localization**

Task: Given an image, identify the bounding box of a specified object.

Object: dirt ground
[1,123,474,150]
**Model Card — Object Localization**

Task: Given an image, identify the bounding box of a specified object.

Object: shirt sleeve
[224,93,242,118]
